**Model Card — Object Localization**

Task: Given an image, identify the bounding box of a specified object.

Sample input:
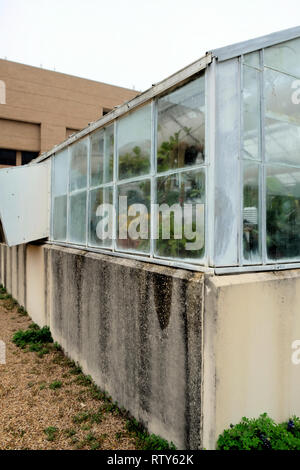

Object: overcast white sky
[0,0,300,91]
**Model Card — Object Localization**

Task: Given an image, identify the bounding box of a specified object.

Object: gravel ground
[0,297,137,450]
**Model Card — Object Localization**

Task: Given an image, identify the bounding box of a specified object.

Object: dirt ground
[0,297,137,450]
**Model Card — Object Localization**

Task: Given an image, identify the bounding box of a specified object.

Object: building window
[21,151,39,165]
[0,149,16,166]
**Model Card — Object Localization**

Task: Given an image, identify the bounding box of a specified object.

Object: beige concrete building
[0,59,138,167]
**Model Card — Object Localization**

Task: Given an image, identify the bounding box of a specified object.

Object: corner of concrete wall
[203,269,300,449]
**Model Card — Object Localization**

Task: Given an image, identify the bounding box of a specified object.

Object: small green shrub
[12,325,53,349]
[217,413,300,450]
[73,412,90,424]
[44,426,58,442]
[74,374,93,386]
[17,306,28,316]
[49,380,62,390]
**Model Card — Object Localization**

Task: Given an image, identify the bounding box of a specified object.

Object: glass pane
[53,149,68,196]
[265,68,300,165]
[89,186,113,248]
[266,165,300,260]
[69,191,87,245]
[90,125,114,187]
[244,51,260,68]
[118,105,151,180]
[105,125,114,183]
[53,195,67,241]
[70,139,88,191]
[90,129,104,187]
[157,76,205,173]
[117,180,150,253]
[243,163,261,263]
[264,37,300,78]
[155,170,205,259]
[243,65,261,160]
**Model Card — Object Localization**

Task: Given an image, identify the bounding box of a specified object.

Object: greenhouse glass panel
[155,170,205,260]
[53,195,67,241]
[118,105,151,180]
[89,186,113,248]
[53,149,69,196]
[243,163,261,263]
[266,166,300,260]
[70,139,88,191]
[52,149,69,241]
[69,190,87,245]
[117,180,150,253]
[243,51,260,69]
[264,37,300,78]
[157,76,205,173]
[264,68,300,166]
[90,125,113,187]
[243,65,261,161]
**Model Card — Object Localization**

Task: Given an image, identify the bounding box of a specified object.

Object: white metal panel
[0,162,50,246]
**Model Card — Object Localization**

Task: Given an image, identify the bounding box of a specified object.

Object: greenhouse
[2,26,300,450]
[1,26,300,274]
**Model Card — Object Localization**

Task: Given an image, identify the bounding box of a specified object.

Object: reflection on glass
[89,187,113,248]
[53,149,68,242]
[70,139,88,191]
[117,180,150,253]
[266,166,300,260]
[157,76,205,173]
[244,51,260,69]
[243,163,261,263]
[155,170,205,259]
[264,68,300,166]
[69,191,87,245]
[264,37,300,78]
[53,149,69,196]
[118,105,151,180]
[90,125,114,187]
[53,195,67,241]
[243,65,261,160]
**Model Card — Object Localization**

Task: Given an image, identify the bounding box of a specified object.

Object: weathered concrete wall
[0,243,204,449]
[0,243,26,308]
[3,242,300,449]
[203,270,300,449]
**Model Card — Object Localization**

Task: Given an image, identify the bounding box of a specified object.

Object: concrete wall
[202,271,300,449]
[0,243,203,449]
[2,242,300,449]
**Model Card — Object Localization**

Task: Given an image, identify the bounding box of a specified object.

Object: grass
[49,380,62,390]
[44,426,58,442]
